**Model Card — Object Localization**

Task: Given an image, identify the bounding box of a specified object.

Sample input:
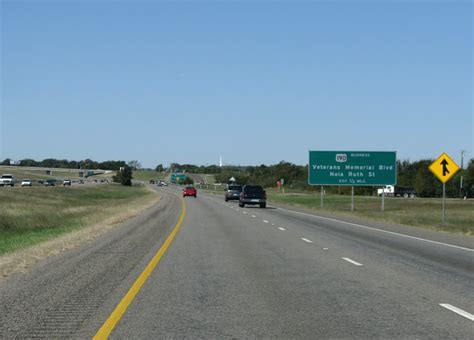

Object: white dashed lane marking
[301,238,313,243]
[342,257,363,266]
[439,304,474,321]
[263,220,269,223]
[278,227,286,231]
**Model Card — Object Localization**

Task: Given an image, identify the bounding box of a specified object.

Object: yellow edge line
[93,198,187,339]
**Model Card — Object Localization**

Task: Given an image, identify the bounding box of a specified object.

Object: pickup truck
[239,185,266,208]
[0,174,15,187]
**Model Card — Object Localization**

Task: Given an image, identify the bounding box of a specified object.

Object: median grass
[0,184,158,255]
[267,192,474,235]
[132,170,166,182]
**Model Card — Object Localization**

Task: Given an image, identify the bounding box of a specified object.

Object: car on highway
[225,184,242,201]
[21,179,32,187]
[63,179,72,186]
[41,179,56,186]
[183,186,197,197]
[239,185,266,208]
[0,174,15,187]
[158,181,168,187]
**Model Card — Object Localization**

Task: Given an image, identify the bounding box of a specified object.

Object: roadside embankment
[0,184,160,279]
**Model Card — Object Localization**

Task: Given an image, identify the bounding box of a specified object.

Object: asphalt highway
[1,185,473,338]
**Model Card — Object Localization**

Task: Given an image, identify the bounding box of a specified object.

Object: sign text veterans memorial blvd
[308,151,397,186]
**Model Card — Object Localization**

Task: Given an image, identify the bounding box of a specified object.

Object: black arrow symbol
[440,159,450,176]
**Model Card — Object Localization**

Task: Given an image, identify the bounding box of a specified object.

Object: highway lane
[111,187,473,338]
[187,173,206,184]
[1,185,473,338]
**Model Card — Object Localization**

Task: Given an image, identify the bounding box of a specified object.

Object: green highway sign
[308,151,397,186]
[171,173,186,183]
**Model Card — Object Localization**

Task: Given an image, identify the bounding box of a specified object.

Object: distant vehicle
[43,179,56,186]
[239,185,266,208]
[377,185,416,198]
[225,184,243,201]
[183,186,197,197]
[149,179,156,184]
[79,180,85,184]
[157,181,168,187]
[63,180,72,186]
[0,174,15,187]
[21,179,32,187]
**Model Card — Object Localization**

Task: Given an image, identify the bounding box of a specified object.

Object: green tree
[113,166,133,186]
[414,160,438,197]
[183,176,194,185]
[127,160,141,170]
[155,164,164,172]
[463,159,474,198]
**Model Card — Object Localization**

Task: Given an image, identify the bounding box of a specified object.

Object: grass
[0,168,58,181]
[202,174,216,184]
[0,184,157,254]
[267,191,474,235]
[132,170,166,182]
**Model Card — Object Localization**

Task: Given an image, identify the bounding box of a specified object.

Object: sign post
[442,183,446,224]
[381,188,385,212]
[320,186,324,208]
[309,151,397,212]
[429,152,460,225]
[351,186,354,212]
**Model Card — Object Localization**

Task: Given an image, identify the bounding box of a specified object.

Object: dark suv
[225,184,242,201]
[239,185,266,208]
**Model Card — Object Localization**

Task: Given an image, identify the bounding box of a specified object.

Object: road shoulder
[0,186,160,281]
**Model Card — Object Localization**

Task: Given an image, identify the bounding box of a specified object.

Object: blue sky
[1,0,472,168]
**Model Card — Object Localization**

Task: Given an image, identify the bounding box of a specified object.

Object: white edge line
[301,238,313,243]
[275,207,474,252]
[439,304,474,321]
[342,257,364,266]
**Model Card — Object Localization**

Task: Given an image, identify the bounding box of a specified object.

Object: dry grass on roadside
[267,192,474,235]
[0,184,159,255]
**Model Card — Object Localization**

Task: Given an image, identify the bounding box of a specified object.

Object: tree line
[169,159,474,198]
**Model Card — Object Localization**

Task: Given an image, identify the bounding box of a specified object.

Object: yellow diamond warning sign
[429,152,460,183]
